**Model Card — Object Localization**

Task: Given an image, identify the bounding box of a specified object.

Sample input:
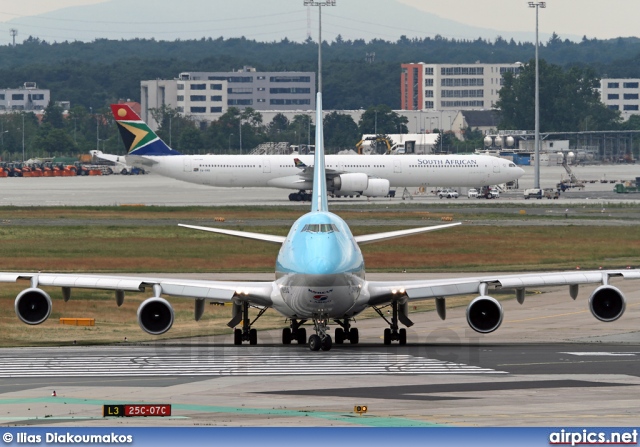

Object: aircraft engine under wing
[332,173,368,192]
[361,178,390,197]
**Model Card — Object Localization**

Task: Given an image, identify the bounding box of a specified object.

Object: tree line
[2,34,640,159]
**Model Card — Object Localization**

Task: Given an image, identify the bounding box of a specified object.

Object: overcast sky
[0,0,638,43]
[400,0,639,40]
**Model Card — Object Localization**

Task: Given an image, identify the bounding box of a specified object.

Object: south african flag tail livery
[110,105,181,156]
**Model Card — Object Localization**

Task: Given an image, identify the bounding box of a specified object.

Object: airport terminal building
[141,67,315,130]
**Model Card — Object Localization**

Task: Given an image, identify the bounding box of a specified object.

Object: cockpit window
[302,224,339,233]
[509,163,516,167]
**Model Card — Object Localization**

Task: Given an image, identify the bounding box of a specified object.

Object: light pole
[90,107,99,151]
[238,119,242,154]
[374,109,377,135]
[21,113,25,162]
[529,1,545,189]
[304,0,336,94]
[229,133,233,152]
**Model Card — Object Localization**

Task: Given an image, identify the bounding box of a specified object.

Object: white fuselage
[128,154,523,190]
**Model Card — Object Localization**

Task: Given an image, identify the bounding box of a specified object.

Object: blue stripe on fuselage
[276,211,364,278]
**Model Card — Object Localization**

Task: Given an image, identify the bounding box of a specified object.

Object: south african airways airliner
[109,104,524,201]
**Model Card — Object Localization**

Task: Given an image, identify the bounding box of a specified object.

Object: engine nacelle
[466,296,503,334]
[137,297,174,335]
[361,178,390,197]
[15,288,52,325]
[589,285,626,322]
[332,173,368,192]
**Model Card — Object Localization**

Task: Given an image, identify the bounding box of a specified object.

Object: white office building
[141,67,316,130]
[401,62,523,111]
[600,79,640,120]
[0,82,50,112]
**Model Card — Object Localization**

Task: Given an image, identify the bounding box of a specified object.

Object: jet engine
[589,285,625,322]
[332,173,368,192]
[361,179,390,197]
[137,297,174,335]
[15,288,52,325]
[466,296,503,334]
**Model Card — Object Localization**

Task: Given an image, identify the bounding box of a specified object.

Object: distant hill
[0,0,557,46]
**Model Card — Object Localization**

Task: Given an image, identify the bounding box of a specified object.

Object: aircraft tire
[383,328,391,345]
[233,328,242,345]
[309,334,321,351]
[297,328,307,344]
[399,328,407,345]
[335,328,344,344]
[282,328,292,345]
[249,328,258,345]
[320,335,332,351]
[349,328,359,344]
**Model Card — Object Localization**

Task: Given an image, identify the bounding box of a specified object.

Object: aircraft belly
[278,273,361,318]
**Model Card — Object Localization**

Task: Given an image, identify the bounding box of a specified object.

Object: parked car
[467,188,479,198]
[438,188,459,199]
[487,187,500,199]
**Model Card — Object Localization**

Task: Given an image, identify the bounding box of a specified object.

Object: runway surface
[0,279,638,427]
[0,163,639,206]
[0,166,639,427]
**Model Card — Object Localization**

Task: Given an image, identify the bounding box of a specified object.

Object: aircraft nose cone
[516,167,525,178]
[307,255,341,275]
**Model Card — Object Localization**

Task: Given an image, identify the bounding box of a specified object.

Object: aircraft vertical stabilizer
[311,92,328,212]
[110,104,181,156]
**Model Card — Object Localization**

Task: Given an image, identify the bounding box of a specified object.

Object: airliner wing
[293,158,358,180]
[0,272,274,306]
[365,269,640,306]
[178,224,286,245]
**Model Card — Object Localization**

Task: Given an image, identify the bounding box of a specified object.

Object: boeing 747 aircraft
[0,94,635,351]
[110,105,524,201]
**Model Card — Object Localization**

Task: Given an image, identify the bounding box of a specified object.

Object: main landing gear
[333,318,359,345]
[288,190,311,202]
[282,319,308,345]
[373,300,413,345]
[228,301,268,345]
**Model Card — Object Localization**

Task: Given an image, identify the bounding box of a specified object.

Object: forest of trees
[2,33,640,159]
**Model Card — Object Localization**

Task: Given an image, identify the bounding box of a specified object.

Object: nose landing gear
[309,317,332,351]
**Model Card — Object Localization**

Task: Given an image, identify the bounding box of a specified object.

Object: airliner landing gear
[333,318,359,344]
[309,317,332,351]
[288,190,312,202]
[282,319,308,345]
[373,301,413,345]
[228,301,267,345]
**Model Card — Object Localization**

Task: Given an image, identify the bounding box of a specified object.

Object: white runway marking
[0,352,504,377]
[561,352,639,357]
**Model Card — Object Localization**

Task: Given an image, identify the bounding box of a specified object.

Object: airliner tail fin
[310,92,328,212]
[110,104,181,156]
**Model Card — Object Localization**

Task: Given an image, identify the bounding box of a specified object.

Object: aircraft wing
[365,269,640,306]
[294,158,343,180]
[0,272,274,307]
